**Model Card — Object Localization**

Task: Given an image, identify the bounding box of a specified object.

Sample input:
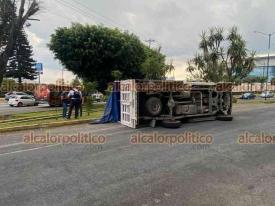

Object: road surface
[0,102,54,116]
[0,104,275,205]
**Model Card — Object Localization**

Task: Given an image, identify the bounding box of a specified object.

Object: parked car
[92,91,103,102]
[5,91,29,101]
[239,92,256,100]
[8,95,39,107]
[260,91,274,98]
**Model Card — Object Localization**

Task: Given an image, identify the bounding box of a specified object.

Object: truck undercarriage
[120,80,233,128]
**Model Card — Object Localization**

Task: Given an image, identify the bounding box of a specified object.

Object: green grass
[0,104,105,129]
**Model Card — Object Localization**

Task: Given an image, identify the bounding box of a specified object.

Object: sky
[25,0,275,83]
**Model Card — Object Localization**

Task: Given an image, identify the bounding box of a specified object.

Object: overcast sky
[26,0,275,83]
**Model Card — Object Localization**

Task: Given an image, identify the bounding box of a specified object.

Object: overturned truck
[120,79,233,128]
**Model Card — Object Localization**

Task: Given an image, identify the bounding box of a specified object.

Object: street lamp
[254,31,275,100]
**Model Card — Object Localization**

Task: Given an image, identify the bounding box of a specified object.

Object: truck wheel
[145,97,163,117]
[216,115,233,121]
[161,120,182,129]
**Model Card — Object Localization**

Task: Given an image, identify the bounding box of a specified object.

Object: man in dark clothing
[61,88,70,119]
[67,87,82,119]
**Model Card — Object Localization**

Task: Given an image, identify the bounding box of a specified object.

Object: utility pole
[145,39,155,48]
[254,31,275,100]
[61,68,67,85]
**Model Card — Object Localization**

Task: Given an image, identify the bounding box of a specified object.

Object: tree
[6,29,36,83]
[187,27,255,83]
[0,78,16,92]
[255,76,268,91]
[48,24,147,92]
[111,70,122,80]
[71,77,82,87]
[242,76,267,91]
[141,46,167,80]
[0,0,39,86]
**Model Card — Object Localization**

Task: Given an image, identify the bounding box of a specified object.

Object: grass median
[0,104,105,132]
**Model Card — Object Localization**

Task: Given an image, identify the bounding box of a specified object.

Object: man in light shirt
[67,86,82,119]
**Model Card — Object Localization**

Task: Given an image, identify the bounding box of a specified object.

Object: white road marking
[0,128,132,158]
[0,144,61,157]
[0,142,25,149]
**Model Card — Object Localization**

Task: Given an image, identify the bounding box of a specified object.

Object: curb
[0,119,95,134]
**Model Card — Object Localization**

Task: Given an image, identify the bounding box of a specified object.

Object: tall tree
[71,76,82,87]
[6,29,36,83]
[0,0,39,86]
[141,46,167,80]
[187,27,255,83]
[49,24,147,91]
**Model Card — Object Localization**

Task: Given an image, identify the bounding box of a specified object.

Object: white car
[5,91,28,101]
[260,91,274,98]
[8,95,38,107]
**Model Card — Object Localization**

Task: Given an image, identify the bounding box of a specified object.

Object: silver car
[5,91,29,101]
[260,91,274,98]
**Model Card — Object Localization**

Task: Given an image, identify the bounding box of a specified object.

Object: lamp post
[254,31,275,100]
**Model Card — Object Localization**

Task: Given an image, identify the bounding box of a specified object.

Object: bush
[84,96,93,116]
[232,96,238,104]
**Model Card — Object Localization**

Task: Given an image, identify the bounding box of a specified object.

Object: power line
[52,0,164,51]
[71,0,147,39]
[55,0,126,28]
[54,0,149,41]
[54,0,105,24]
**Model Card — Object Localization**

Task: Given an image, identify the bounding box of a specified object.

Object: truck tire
[161,120,182,129]
[145,97,163,117]
[216,115,233,121]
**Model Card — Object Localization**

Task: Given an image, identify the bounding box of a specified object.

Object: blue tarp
[92,90,120,124]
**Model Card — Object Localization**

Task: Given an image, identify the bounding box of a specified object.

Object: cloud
[25,30,43,46]
[25,0,275,82]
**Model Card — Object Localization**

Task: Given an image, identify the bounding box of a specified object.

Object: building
[249,53,275,82]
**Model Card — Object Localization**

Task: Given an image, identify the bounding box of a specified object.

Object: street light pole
[145,39,155,48]
[254,31,275,100]
[266,34,271,100]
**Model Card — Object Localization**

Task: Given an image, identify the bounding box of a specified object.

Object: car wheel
[216,115,233,121]
[145,97,163,117]
[161,120,182,129]
[17,102,23,107]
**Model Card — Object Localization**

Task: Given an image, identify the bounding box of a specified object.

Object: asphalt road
[0,104,275,205]
[0,102,54,116]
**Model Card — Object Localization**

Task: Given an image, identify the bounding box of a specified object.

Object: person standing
[68,86,82,119]
[61,87,70,119]
[78,86,84,117]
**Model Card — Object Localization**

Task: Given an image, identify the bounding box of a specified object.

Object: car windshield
[16,92,26,95]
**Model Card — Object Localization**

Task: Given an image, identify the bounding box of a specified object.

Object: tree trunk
[0,69,4,87]
[0,54,9,86]
[0,0,39,86]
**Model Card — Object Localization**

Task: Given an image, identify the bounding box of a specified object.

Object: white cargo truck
[120,79,233,129]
